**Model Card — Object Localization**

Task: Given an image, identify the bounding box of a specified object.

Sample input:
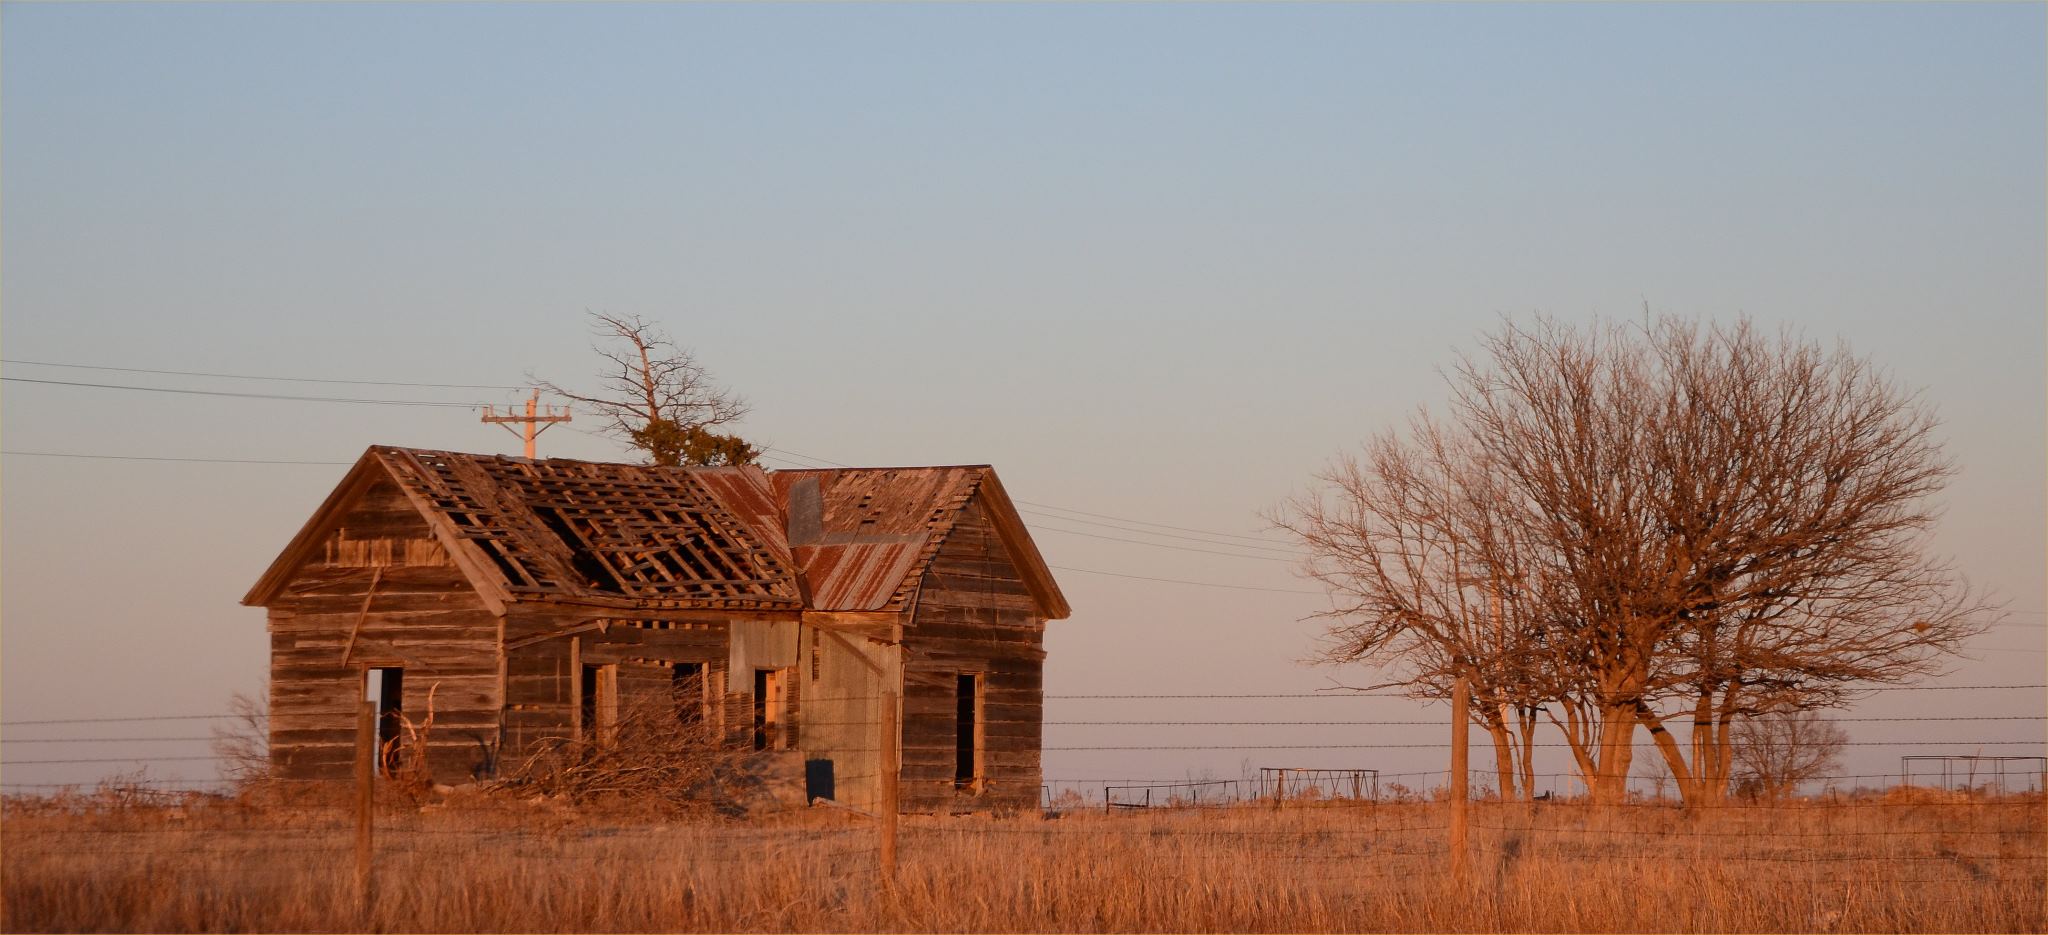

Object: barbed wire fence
[3,684,2043,920]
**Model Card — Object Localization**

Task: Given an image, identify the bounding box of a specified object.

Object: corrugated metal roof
[772,467,987,612]
[791,542,926,611]
[689,466,795,570]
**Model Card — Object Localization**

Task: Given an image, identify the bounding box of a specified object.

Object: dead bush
[498,689,746,818]
[211,685,274,793]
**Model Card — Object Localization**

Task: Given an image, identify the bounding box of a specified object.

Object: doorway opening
[580,663,617,746]
[672,662,706,728]
[364,667,404,775]
[753,668,785,751]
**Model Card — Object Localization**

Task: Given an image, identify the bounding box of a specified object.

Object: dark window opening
[580,664,599,738]
[955,674,982,789]
[580,664,616,746]
[366,667,404,776]
[672,663,706,726]
[753,669,783,751]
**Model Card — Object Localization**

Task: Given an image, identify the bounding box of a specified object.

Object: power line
[11,739,2042,763]
[0,714,264,726]
[1044,685,2048,699]
[0,450,1323,595]
[9,687,2039,726]
[9,357,2043,590]
[1017,497,1293,546]
[757,447,1302,554]
[1,736,220,744]
[1041,741,2047,751]
[5,755,230,765]
[1027,522,1299,564]
[1017,508,1305,554]
[3,451,353,465]
[16,440,2026,610]
[5,447,2046,617]
[12,713,2035,739]
[1046,564,1321,595]
[5,360,2044,607]
[1040,715,2048,725]
[2,358,520,391]
[760,446,850,469]
[661,451,1304,555]
[2,377,487,408]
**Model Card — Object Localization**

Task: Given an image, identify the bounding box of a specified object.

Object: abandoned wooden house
[242,446,1070,813]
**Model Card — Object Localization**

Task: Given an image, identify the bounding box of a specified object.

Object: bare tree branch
[1277,313,1995,806]
[533,313,759,466]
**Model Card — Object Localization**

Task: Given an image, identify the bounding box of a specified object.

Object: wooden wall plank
[898,494,1047,813]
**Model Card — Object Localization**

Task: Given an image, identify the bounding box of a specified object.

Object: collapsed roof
[244,446,1069,618]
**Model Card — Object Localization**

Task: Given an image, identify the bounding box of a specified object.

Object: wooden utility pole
[1450,676,1469,879]
[481,389,572,459]
[879,690,901,888]
[355,701,376,922]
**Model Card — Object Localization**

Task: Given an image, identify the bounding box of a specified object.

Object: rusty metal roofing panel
[771,466,988,610]
[771,467,985,538]
[689,466,793,568]
[792,541,928,612]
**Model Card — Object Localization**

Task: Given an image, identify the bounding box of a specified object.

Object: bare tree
[1274,416,1551,801]
[1435,316,1671,804]
[535,313,758,466]
[210,686,270,787]
[1462,316,1988,804]
[1281,314,1991,806]
[1615,318,1987,804]
[1730,709,1847,800]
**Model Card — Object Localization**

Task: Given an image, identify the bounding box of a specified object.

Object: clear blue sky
[4,2,2043,793]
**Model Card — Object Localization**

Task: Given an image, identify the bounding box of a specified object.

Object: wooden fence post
[355,700,376,922]
[879,690,900,889]
[1450,676,1469,880]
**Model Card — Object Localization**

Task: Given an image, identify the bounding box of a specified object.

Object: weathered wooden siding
[729,619,802,750]
[266,476,500,782]
[899,494,1046,812]
[500,617,735,764]
[799,619,901,813]
[258,462,1058,812]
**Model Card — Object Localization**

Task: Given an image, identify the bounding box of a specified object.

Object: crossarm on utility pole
[481,389,572,459]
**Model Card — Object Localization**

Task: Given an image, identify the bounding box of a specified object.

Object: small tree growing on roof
[535,313,761,467]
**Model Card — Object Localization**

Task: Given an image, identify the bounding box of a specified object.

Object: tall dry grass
[2,786,2041,932]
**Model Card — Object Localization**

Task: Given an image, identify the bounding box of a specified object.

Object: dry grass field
[3,785,2042,933]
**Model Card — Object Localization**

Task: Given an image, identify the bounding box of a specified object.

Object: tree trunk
[1516,708,1538,801]
[1699,685,1743,804]
[1688,691,1714,795]
[1486,721,1519,801]
[1548,700,1602,798]
[1592,702,1637,804]
[1637,702,1699,804]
